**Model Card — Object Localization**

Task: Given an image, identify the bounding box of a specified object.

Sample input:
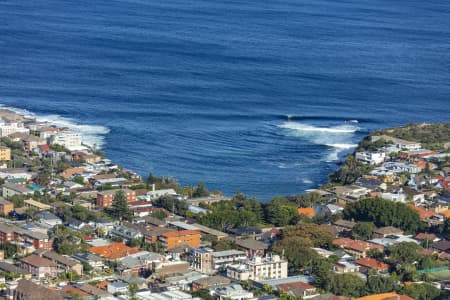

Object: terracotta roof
[94,173,117,180]
[298,207,315,217]
[415,233,437,241]
[356,292,413,300]
[161,230,201,238]
[277,282,315,292]
[355,257,389,271]
[408,204,434,220]
[333,238,384,253]
[90,242,140,259]
[21,255,57,268]
[59,167,85,179]
[96,280,109,290]
[440,210,450,218]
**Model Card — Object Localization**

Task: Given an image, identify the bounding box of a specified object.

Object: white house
[381,192,406,203]
[355,151,386,165]
[107,281,128,294]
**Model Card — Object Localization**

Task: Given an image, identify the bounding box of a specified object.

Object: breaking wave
[278,121,359,161]
[0,104,110,148]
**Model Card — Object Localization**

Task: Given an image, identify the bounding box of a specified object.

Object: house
[192,275,231,291]
[110,224,143,242]
[159,230,201,250]
[355,151,385,165]
[0,198,14,216]
[89,242,141,260]
[297,207,316,218]
[0,262,31,279]
[59,167,85,179]
[415,233,440,243]
[432,240,450,253]
[355,177,387,191]
[147,184,178,200]
[372,226,404,238]
[72,253,104,271]
[228,226,263,237]
[210,284,254,300]
[333,260,360,273]
[20,255,58,279]
[276,282,320,299]
[332,185,370,203]
[96,189,136,208]
[333,220,356,234]
[35,211,62,228]
[68,219,88,231]
[9,279,63,300]
[371,135,421,151]
[0,168,32,180]
[107,281,128,294]
[226,255,288,281]
[333,238,383,258]
[36,250,83,275]
[355,257,389,273]
[235,238,269,257]
[381,192,406,203]
[2,183,33,198]
[117,251,164,276]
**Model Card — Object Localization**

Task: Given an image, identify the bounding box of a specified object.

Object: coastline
[0,104,358,200]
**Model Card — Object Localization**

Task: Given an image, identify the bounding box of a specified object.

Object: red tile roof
[277,282,316,292]
[333,238,384,253]
[356,257,389,271]
[90,242,140,259]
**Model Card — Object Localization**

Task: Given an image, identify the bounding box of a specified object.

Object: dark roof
[15,279,63,300]
[432,240,450,252]
[0,261,30,275]
[21,255,57,267]
[228,227,262,235]
[41,251,80,267]
[236,238,269,250]
[333,220,356,229]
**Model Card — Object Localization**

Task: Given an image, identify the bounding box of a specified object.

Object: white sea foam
[279,122,358,133]
[302,178,313,184]
[326,143,357,149]
[0,104,110,149]
[278,121,359,162]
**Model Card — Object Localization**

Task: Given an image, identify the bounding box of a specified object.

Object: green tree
[193,182,209,198]
[73,176,85,185]
[51,225,89,255]
[343,198,424,233]
[328,273,365,297]
[352,222,375,240]
[110,190,132,220]
[401,283,442,300]
[365,275,398,295]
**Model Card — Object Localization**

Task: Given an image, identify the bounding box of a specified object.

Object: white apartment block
[50,131,82,150]
[0,122,29,137]
[227,255,288,281]
[355,151,386,165]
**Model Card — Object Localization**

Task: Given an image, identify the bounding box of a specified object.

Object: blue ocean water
[1,0,450,200]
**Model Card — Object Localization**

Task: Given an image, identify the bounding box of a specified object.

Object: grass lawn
[429,270,450,281]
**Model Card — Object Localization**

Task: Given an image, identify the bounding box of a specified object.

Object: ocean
[1,0,450,200]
